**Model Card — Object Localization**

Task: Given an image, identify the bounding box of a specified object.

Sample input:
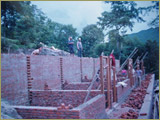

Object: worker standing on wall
[68,37,74,56]
[77,37,83,57]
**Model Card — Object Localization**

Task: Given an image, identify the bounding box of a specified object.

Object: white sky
[31,1,158,35]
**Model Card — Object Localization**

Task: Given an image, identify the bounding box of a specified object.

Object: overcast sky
[31,1,158,35]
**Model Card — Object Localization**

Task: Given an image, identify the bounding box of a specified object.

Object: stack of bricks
[26,56,33,104]
[120,74,151,119]
[120,109,138,119]
[121,75,150,109]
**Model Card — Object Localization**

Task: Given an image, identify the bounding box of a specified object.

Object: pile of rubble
[57,103,73,110]
[120,109,139,119]
[39,47,70,56]
[120,74,151,119]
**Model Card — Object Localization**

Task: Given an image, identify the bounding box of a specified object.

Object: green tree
[1,1,34,38]
[81,24,104,57]
[1,1,36,51]
[53,24,78,52]
[149,1,159,27]
[139,1,159,27]
[98,1,145,59]
[144,40,159,79]
[95,43,105,57]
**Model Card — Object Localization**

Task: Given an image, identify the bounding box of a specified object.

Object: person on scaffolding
[68,36,74,56]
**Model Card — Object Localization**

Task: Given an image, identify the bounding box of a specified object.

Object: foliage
[98,1,145,58]
[95,43,105,57]
[1,37,20,53]
[98,1,145,32]
[139,1,159,27]
[1,1,30,38]
[144,40,159,79]
[1,1,78,53]
[81,24,104,57]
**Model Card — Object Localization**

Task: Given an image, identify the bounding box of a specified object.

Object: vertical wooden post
[100,56,104,94]
[128,59,133,87]
[107,57,112,108]
[113,66,117,102]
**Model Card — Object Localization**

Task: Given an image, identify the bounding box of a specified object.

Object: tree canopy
[1,1,78,53]
[81,24,104,57]
[98,1,145,59]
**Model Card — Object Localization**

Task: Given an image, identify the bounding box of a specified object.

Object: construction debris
[57,103,73,110]
[120,109,139,119]
[119,74,151,119]
[39,47,70,56]
[31,42,70,56]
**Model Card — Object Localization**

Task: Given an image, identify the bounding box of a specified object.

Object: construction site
[1,46,159,119]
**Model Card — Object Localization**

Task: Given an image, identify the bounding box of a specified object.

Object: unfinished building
[1,53,156,119]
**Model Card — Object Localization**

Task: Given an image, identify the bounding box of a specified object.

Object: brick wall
[76,94,107,119]
[14,94,106,119]
[1,54,28,105]
[1,54,100,105]
[63,57,81,83]
[14,106,80,119]
[30,90,101,107]
[82,58,95,80]
[30,55,61,90]
[30,56,100,89]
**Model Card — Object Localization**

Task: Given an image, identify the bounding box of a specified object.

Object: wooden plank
[100,56,104,94]
[107,57,112,108]
[128,59,133,87]
[113,66,117,102]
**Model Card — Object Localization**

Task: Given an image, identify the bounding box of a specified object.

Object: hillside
[127,27,159,43]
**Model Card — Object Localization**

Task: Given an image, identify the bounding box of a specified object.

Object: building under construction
[1,48,159,119]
